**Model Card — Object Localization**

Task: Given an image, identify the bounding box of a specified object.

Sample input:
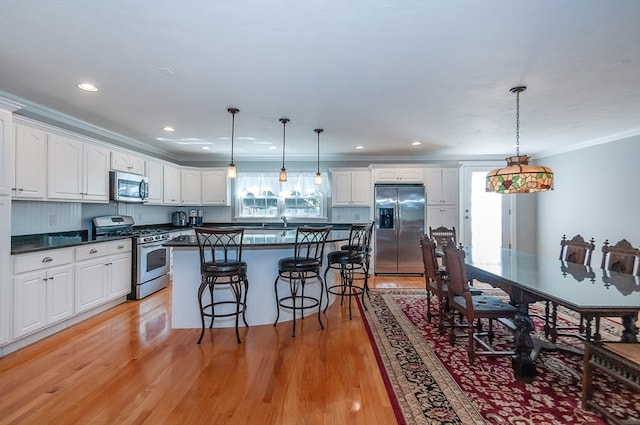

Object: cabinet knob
[117,245,124,249]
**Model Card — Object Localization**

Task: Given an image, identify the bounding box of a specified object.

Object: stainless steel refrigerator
[374,184,425,274]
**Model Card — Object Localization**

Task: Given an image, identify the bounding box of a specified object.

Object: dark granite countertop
[11,223,354,255]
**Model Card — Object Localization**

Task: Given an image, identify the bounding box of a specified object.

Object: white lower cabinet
[75,240,131,313]
[427,205,458,231]
[13,249,74,339]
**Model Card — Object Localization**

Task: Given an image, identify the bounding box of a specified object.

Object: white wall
[535,135,640,265]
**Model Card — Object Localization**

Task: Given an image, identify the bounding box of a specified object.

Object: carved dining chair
[544,234,595,342]
[420,235,449,333]
[601,239,640,274]
[429,226,457,247]
[443,242,519,363]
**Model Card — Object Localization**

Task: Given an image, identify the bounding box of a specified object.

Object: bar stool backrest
[293,226,332,263]
[559,234,595,266]
[195,227,245,267]
[347,224,368,255]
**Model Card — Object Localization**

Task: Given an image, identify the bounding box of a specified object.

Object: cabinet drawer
[75,242,110,261]
[108,239,131,255]
[76,239,132,261]
[14,248,74,274]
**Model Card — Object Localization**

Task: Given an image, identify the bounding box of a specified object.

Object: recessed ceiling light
[355,145,364,150]
[268,146,277,150]
[163,126,176,132]
[201,146,210,150]
[76,83,98,92]
[411,141,422,146]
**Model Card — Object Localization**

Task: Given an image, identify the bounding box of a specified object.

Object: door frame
[459,162,516,249]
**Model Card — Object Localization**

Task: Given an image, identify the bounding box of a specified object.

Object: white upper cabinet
[14,123,47,199]
[48,134,109,202]
[145,160,164,205]
[424,168,459,205]
[163,164,181,205]
[331,168,372,206]
[373,168,423,183]
[201,168,229,206]
[48,133,83,200]
[110,150,145,175]
[0,109,13,196]
[82,143,110,202]
[180,168,201,205]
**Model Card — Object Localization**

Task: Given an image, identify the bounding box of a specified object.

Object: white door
[461,165,511,249]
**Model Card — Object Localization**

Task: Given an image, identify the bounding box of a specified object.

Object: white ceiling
[1,0,639,164]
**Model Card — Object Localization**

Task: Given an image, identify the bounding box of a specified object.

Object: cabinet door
[0,196,11,345]
[424,169,444,204]
[46,264,74,323]
[350,171,372,205]
[201,169,229,205]
[331,171,352,205]
[127,155,145,175]
[75,259,107,312]
[108,254,131,299]
[427,205,458,231]
[145,160,164,204]
[163,165,181,205]
[110,151,131,172]
[14,123,47,199]
[0,109,12,196]
[48,134,83,200]
[441,168,459,204]
[14,271,46,338]
[83,143,110,202]
[180,168,201,205]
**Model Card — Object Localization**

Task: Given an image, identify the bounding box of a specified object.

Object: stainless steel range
[92,215,171,300]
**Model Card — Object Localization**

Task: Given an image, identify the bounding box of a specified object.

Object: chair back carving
[293,226,332,263]
[559,234,595,266]
[601,239,640,275]
[429,226,457,247]
[442,242,469,298]
[195,227,245,268]
[420,235,440,284]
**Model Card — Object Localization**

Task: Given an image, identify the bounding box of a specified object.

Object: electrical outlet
[49,215,57,225]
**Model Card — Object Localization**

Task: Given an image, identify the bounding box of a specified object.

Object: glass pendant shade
[314,172,322,185]
[227,107,239,179]
[278,118,289,182]
[486,155,554,193]
[227,163,237,179]
[279,167,288,182]
[486,86,554,194]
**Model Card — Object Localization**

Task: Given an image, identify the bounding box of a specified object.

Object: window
[235,172,328,219]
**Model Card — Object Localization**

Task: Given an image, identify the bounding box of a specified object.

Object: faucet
[281,215,288,228]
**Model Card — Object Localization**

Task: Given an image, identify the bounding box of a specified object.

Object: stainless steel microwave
[109,171,149,203]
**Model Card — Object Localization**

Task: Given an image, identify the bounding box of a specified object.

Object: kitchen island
[164,227,349,329]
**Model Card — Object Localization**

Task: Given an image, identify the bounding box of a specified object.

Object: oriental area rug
[360,288,640,425]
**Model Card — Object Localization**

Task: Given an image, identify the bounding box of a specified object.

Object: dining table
[462,246,640,381]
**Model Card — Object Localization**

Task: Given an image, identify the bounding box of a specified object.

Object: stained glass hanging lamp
[486,86,554,194]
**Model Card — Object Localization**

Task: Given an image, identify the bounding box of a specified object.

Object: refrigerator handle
[396,200,401,235]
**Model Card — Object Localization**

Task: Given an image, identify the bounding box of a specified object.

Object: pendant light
[486,86,554,194]
[314,128,323,185]
[278,118,289,182]
[227,107,239,179]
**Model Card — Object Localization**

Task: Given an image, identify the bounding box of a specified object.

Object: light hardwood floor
[0,275,424,425]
